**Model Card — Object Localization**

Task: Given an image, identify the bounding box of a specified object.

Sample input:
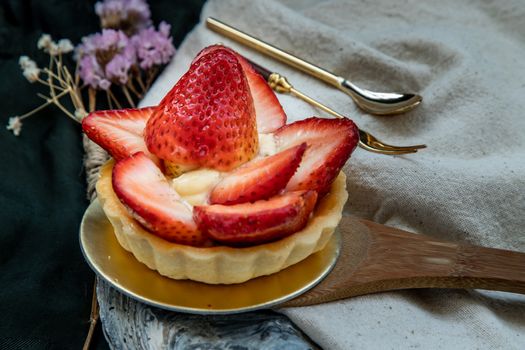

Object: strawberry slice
[210,143,306,205]
[194,45,286,133]
[112,152,206,246]
[274,117,359,195]
[194,190,317,245]
[82,107,157,161]
[240,56,286,133]
[145,47,259,172]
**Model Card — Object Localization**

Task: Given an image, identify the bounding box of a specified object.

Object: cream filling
[258,133,277,157]
[171,169,222,206]
[170,133,277,206]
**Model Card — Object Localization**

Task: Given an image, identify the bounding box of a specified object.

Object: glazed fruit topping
[194,190,317,245]
[275,117,359,195]
[83,44,359,247]
[144,47,259,172]
[112,152,206,246]
[82,107,157,162]
[209,143,306,205]
[194,45,286,133]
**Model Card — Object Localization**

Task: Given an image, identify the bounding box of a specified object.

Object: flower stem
[17,89,70,120]
[55,101,79,122]
[106,90,114,109]
[37,91,79,122]
[107,89,122,109]
[56,54,63,82]
[47,63,59,106]
[43,59,80,123]
[127,79,143,99]
[36,78,64,91]
[88,88,97,113]
[44,68,68,89]
[62,65,85,111]
[121,85,136,107]
[74,60,80,87]
[136,74,147,93]
[82,279,99,350]
[49,53,53,72]
[145,67,159,91]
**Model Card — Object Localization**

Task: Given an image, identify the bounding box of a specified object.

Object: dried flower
[11,0,177,136]
[6,116,23,136]
[132,22,175,70]
[19,56,40,83]
[95,0,151,35]
[37,34,53,50]
[77,29,136,89]
[48,43,60,56]
[78,29,127,55]
[75,109,88,120]
[38,34,75,56]
[57,39,74,54]
[79,55,111,90]
[105,54,134,84]
[37,33,59,55]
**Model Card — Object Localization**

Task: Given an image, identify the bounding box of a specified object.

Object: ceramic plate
[80,199,340,314]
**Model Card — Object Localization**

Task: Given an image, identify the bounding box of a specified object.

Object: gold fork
[247,59,426,155]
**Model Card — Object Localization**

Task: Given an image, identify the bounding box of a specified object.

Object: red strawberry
[194,190,317,245]
[145,47,258,172]
[112,152,206,246]
[194,45,286,133]
[274,117,359,195]
[210,143,306,205]
[240,55,286,133]
[82,107,157,162]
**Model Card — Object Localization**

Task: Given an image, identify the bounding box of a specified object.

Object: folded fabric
[141,0,525,348]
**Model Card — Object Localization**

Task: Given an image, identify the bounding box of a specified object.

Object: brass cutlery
[246,57,426,155]
[207,17,422,116]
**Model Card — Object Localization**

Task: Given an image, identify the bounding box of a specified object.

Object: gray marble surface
[97,279,318,349]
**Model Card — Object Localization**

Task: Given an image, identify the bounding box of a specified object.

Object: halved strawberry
[210,143,306,205]
[82,107,157,161]
[274,117,359,195]
[194,45,286,133]
[194,190,317,245]
[112,152,206,246]
[145,47,258,172]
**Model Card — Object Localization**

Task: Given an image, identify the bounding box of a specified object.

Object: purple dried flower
[79,29,130,55]
[132,22,175,70]
[77,29,136,89]
[78,55,111,90]
[95,0,151,35]
[105,54,133,84]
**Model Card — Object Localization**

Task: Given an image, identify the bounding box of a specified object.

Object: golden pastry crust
[96,160,348,284]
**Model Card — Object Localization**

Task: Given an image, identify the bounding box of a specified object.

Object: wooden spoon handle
[359,219,525,292]
[284,217,525,307]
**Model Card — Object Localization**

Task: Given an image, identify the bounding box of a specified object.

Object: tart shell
[96,160,348,284]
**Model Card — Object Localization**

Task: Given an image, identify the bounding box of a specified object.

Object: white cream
[170,133,277,205]
[171,169,221,205]
[258,133,277,157]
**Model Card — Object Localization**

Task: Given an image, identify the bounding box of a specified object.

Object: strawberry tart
[83,45,358,284]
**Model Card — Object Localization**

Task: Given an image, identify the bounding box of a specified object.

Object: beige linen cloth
[141,0,525,348]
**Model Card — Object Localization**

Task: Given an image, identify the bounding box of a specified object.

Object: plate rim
[79,199,340,315]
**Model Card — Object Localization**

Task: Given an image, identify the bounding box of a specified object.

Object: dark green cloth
[0,1,205,349]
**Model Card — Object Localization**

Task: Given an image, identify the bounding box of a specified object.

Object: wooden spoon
[283,216,525,307]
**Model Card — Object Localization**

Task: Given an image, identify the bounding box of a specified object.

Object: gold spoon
[207,17,422,116]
